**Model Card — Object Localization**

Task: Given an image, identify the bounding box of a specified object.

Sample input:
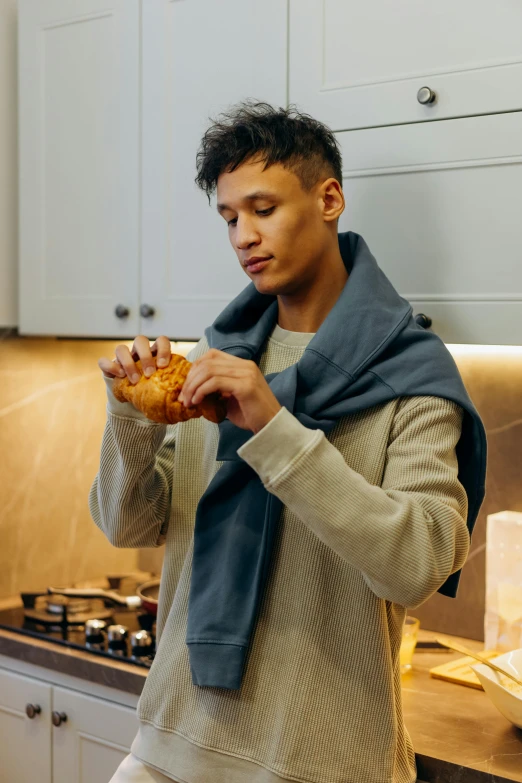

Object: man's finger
[180,363,222,404]
[189,376,237,406]
[114,344,140,383]
[98,357,125,378]
[131,335,156,380]
[180,363,215,404]
[151,335,172,368]
[181,359,256,404]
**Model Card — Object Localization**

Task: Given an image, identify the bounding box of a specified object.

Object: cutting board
[429,649,501,689]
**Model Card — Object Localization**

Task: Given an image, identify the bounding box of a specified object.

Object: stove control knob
[85,619,107,644]
[107,624,129,652]
[130,629,154,657]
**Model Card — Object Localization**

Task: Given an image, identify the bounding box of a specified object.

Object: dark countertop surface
[403,630,522,783]
[0,625,146,694]
[0,620,520,782]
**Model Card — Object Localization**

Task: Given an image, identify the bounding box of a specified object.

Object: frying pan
[47,578,160,616]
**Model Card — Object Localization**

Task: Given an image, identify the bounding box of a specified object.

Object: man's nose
[234,217,260,249]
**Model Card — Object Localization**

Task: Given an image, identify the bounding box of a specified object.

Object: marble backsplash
[413,346,522,640]
[1,332,521,641]
[0,331,195,598]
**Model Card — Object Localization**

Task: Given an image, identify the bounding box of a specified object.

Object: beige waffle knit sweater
[89,325,469,783]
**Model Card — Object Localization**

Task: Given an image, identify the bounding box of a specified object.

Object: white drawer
[290,0,522,131]
[336,112,522,344]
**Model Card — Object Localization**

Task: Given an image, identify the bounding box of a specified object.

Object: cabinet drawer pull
[140,304,156,318]
[114,304,130,319]
[417,86,437,105]
[52,711,68,727]
[25,703,41,719]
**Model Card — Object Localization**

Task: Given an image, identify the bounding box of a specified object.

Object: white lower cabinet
[51,687,138,783]
[0,668,52,783]
[0,665,139,783]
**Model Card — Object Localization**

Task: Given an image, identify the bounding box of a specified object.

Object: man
[91,101,486,783]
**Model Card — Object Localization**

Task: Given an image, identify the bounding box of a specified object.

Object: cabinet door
[336,111,522,345]
[52,686,138,783]
[290,0,522,132]
[0,667,52,783]
[0,0,17,328]
[140,0,288,340]
[18,0,140,337]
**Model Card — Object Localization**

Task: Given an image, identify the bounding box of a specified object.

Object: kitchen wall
[0,0,17,327]
[0,330,195,598]
[1,330,521,640]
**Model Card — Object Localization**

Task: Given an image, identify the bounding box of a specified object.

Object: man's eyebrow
[217,191,276,213]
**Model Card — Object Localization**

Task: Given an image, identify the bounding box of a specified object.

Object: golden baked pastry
[112,353,227,425]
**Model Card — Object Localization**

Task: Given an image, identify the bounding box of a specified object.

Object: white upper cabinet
[289,0,522,131]
[18,0,287,339]
[139,0,287,339]
[337,111,522,344]
[17,0,522,343]
[0,0,17,328]
[18,0,141,337]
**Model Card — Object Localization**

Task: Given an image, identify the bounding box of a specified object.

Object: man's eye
[226,207,274,227]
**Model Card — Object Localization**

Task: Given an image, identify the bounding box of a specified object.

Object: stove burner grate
[22,594,113,627]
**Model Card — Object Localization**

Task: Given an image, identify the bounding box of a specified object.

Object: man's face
[216,158,335,297]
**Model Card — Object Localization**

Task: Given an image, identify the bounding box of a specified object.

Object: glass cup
[400,616,420,673]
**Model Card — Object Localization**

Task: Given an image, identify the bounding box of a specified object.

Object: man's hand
[178,349,282,433]
[98,335,172,382]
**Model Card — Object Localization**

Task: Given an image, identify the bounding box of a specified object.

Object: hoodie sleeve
[237,396,469,608]
[88,340,207,548]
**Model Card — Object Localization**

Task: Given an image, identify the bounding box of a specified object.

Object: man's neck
[277,249,348,333]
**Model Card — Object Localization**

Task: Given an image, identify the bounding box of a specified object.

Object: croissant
[112,353,227,425]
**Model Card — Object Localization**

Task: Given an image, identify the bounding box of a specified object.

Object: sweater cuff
[237,407,321,485]
[104,375,152,421]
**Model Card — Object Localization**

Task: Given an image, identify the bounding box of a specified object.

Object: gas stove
[0,576,156,669]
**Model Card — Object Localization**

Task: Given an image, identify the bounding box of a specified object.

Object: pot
[47,578,160,616]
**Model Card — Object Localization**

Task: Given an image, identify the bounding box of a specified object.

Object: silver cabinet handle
[114,304,130,319]
[417,86,436,105]
[140,304,155,318]
[25,704,41,719]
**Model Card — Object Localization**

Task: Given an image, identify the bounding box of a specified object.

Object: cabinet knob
[52,711,68,727]
[114,304,130,319]
[140,304,155,318]
[415,313,432,329]
[417,86,437,105]
[25,704,41,719]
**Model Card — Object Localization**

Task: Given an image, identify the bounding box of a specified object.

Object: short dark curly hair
[195,100,343,203]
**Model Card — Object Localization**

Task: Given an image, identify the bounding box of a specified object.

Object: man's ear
[322,178,345,223]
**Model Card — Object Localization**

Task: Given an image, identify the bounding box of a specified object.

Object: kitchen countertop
[0,622,520,782]
[0,625,147,694]
[404,631,522,783]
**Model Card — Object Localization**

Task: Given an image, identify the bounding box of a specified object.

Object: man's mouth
[244,256,273,273]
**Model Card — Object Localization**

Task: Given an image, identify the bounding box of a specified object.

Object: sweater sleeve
[237,397,470,608]
[88,340,206,548]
